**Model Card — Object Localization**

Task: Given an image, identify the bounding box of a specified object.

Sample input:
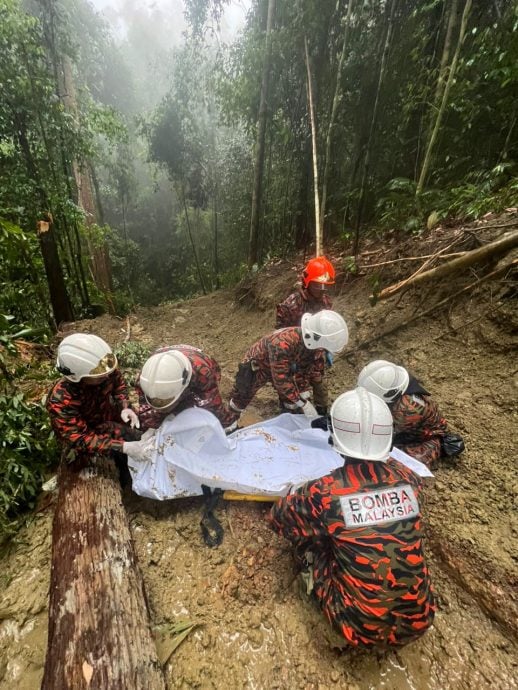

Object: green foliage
[0,392,56,541]
[114,341,151,369]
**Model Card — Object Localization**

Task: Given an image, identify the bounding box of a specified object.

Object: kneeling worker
[228,310,348,423]
[358,360,448,468]
[136,345,236,432]
[270,388,435,648]
[47,333,151,472]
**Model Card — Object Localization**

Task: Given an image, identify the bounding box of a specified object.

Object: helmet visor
[89,353,117,377]
[145,395,177,410]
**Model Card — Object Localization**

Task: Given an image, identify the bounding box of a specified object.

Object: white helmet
[301,310,348,354]
[330,388,393,461]
[357,360,409,403]
[56,333,117,382]
[139,350,193,409]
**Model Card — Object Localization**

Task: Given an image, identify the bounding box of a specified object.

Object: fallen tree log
[41,455,166,690]
[346,258,517,355]
[374,229,518,301]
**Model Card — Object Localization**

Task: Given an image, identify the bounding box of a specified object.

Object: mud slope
[1,221,516,689]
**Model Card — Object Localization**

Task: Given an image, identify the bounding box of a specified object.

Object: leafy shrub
[0,392,56,541]
[114,340,151,369]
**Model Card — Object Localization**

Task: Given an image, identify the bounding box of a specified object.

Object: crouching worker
[136,345,237,432]
[228,310,348,423]
[358,360,453,468]
[270,388,435,648]
[46,333,150,482]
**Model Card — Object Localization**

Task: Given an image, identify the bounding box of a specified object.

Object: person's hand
[302,400,318,419]
[121,408,140,429]
[123,439,154,462]
[140,428,156,442]
[311,416,329,431]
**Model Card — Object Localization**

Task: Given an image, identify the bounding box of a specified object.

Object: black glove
[311,416,329,432]
[315,406,327,416]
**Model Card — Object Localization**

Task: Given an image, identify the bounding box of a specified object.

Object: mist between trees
[0,0,516,330]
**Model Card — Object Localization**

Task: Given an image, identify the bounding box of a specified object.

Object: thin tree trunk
[353,0,396,257]
[416,0,472,195]
[248,0,276,269]
[432,0,458,112]
[304,36,322,256]
[41,455,166,690]
[213,189,220,290]
[181,187,207,295]
[320,0,354,240]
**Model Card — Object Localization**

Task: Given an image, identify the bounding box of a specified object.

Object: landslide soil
[1,219,517,689]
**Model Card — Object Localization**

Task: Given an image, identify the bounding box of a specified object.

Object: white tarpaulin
[127,408,433,501]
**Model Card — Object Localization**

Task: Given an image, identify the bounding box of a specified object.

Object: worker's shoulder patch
[339,484,419,528]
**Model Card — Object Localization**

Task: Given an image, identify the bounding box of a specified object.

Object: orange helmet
[302,256,335,288]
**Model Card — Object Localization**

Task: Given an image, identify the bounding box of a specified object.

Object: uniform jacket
[46,370,129,454]
[391,393,447,444]
[275,288,332,328]
[242,328,325,405]
[136,345,234,429]
[270,458,435,647]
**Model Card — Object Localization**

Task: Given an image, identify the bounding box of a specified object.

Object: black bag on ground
[440,433,465,457]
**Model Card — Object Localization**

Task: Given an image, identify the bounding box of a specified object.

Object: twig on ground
[364,251,466,268]
[125,316,131,342]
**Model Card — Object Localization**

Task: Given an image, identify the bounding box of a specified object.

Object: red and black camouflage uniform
[275,287,333,329]
[46,370,134,455]
[270,458,436,648]
[229,327,327,414]
[136,345,235,430]
[391,393,447,468]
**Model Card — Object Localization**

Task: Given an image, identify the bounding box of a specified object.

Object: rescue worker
[228,310,348,423]
[270,388,436,648]
[46,333,151,469]
[275,256,335,329]
[357,360,448,468]
[136,345,236,432]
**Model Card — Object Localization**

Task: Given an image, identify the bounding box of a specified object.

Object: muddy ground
[0,219,517,689]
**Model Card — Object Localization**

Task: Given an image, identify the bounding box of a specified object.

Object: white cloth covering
[127,408,433,501]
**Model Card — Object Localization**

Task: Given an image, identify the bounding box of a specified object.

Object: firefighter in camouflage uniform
[229,310,348,423]
[136,345,236,432]
[358,360,448,468]
[46,333,151,469]
[270,388,436,648]
[275,256,335,329]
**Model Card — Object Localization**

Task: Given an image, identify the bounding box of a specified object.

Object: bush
[0,392,57,541]
[114,340,151,369]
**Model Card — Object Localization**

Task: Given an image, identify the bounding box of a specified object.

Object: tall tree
[417,0,473,195]
[248,0,276,268]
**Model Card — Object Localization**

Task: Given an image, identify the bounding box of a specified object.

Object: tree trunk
[353,0,396,258]
[41,455,166,690]
[375,230,518,300]
[432,0,458,112]
[416,0,472,195]
[248,0,276,269]
[319,0,354,240]
[181,187,207,295]
[304,36,322,256]
[36,218,75,325]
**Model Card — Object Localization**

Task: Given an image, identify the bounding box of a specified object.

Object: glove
[224,420,240,435]
[300,390,312,401]
[311,416,329,431]
[325,351,334,367]
[140,428,156,442]
[122,439,154,462]
[121,408,140,429]
[302,400,318,419]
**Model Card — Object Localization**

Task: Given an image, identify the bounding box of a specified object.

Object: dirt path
[0,247,516,689]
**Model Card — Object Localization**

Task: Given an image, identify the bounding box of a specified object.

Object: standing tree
[248,0,276,268]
